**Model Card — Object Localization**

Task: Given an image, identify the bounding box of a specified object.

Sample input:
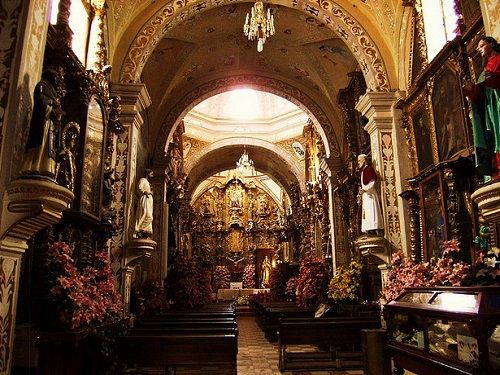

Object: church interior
[1,1,500,374]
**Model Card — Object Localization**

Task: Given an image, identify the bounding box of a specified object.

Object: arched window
[421,0,459,61]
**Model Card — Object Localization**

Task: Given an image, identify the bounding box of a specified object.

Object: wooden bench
[117,333,237,374]
[254,302,316,341]
[277,317,381,372]
[118,305,238,374]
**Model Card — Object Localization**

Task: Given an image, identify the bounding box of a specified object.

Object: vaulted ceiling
[108,0,405,194]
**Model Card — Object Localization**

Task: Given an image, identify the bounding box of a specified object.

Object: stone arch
[117,0,391,91]
[153,74,341,167]
[186,143,303,199]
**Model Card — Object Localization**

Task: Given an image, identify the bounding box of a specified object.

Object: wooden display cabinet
[385,286,500,374]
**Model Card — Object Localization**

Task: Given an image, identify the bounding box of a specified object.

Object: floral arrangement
[382,239,471,302]
[328,260,363,302]
[430,239,471,286]
[48,242,123,330]
[131,279,169,317]
[166,254,213,308]
[285,276,298,301]
[242,264,256,288]
[212,265,231,290]
[269,266,287,301]
[295,256,329,307]
[474,246,500,284]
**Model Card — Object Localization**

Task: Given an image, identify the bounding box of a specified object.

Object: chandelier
[243,1,275,52]
[236,147,255,175]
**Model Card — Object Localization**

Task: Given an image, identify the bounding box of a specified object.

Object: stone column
[355,91,411,254]
[109,83,151,289]
[0,179,73,374]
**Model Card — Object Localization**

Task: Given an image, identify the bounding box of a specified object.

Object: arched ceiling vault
[186,144,302,199]
[153,75,340,166]
[110,0,398,91]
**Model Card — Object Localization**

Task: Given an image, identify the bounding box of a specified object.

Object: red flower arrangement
[285,276,298,301]
[213,265,231,290]
[295,257,329,307]
[131,279,169,317]
[48,242,123,330]
[269,266,287,301]
[242,264,256,288]
[166,254,213,308]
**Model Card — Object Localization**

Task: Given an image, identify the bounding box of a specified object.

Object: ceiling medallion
[243,1,275,52]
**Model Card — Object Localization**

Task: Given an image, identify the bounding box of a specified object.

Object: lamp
[236,146,255,175]
[243,1,275,52]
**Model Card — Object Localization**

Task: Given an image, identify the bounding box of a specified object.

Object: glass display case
[385,286,500,375]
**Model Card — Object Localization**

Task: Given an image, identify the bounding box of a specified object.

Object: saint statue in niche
[229,183,243,208]
[55,121,80,191]
[260,255,272,287]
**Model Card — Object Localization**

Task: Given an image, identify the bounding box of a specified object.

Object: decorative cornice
[1,178,73,242]
[471,182,500,224]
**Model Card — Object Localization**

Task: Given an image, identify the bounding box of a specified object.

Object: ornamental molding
[153,74,341,166]
[118,0,390,91]
[471,182,500,224]
[1,178,73,242]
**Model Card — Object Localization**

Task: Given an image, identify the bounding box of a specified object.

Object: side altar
[217,288,269,301]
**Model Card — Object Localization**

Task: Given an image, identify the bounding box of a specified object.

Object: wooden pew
[277,317,381,372]
[117,333,237,374]
[253,301,316,341]
[118,305,238,374]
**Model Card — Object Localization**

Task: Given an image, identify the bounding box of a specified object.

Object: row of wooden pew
[116,303,238,374]
[253,300,381,372]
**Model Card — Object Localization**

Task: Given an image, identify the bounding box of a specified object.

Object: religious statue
[229,183,243,208]
[21,67,63,178]
[260,255,272,287]
[463,36,500,179]
[55,122,80,191]
[357,154,384,234]
[134,169,154,238]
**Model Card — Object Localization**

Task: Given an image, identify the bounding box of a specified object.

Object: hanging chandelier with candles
[236,146,255,175]
[243,1,275,52]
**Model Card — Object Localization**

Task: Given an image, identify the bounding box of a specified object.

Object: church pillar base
[122,238,157,314]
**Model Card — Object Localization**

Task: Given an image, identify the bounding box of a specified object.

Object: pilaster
[109,83,151,284]
[355,91,411,255]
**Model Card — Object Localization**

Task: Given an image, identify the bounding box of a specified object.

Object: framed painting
[420,172,448,260]
[411,104,434,172]
[431,68,467,161]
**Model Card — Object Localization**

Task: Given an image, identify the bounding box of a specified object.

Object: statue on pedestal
[134,169,154,238]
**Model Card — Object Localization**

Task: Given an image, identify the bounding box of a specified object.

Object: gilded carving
[119,0,389,91]
[381,132,401,248]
